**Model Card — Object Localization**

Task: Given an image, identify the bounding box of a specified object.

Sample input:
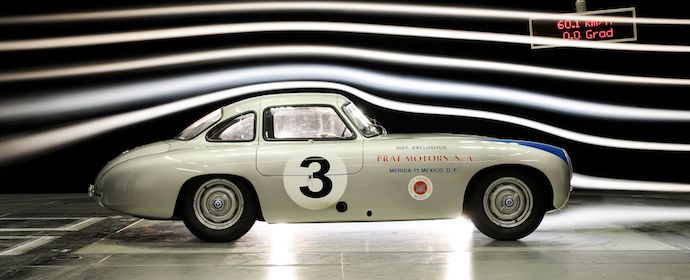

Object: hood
[487,138,570,164]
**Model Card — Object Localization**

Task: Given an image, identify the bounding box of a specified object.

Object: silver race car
[91,91,572,242]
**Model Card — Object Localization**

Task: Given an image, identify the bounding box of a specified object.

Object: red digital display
[530,8,636,49]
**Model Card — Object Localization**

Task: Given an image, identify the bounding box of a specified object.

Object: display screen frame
[529,7,637,49]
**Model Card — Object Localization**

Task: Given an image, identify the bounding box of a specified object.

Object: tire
[181,178,256,242]
[468,169,546,240]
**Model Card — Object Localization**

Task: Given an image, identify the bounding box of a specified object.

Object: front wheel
[181,178,256,242]
[468,170,546,240]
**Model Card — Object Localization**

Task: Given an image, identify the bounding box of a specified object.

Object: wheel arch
[462,164,554,216]
[172,174,264,221]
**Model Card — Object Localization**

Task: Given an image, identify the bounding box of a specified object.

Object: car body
[91,91,572,241]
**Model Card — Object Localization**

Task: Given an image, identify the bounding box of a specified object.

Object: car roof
[260,92,343,104]
[219,92,352,117]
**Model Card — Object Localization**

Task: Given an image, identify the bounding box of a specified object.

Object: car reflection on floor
[0,191,688,280]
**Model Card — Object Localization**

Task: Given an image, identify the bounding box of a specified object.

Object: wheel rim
[482,177,533,228]
[193,179,244,230]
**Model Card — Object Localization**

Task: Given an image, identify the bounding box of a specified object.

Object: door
[257,103,363,210]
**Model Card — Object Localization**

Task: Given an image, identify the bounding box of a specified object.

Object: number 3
[299,156,333,198]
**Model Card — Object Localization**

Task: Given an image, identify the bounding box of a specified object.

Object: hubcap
[482,177,533,228]
[193,179,244,230]
[212,198,224,209]
[504,197,514,207]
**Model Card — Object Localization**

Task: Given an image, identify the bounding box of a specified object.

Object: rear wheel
[468,169,546,240]
[181,178,256,242]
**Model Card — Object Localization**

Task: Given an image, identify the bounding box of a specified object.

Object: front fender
[483,140,572,210]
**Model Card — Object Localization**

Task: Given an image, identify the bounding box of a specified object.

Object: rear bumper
[88,184,97,198]
[88,184,105,208]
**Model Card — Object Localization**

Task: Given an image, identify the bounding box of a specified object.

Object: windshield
[175,108,222,140]
[342,103,384,137]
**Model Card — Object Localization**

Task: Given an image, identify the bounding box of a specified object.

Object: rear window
[207,113,255,142]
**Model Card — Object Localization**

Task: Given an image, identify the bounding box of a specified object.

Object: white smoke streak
[0,22,687,52]
[2,45,689,86]
[0,2,681,25]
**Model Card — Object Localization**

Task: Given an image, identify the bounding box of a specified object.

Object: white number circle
[283,153,348,210]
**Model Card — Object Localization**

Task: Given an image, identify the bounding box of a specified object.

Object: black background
[1,0,689,193]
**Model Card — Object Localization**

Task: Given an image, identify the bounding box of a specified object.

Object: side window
[207,112,255,141]
[265,106,354,140]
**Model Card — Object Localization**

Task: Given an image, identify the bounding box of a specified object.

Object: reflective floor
[0,191,689,280]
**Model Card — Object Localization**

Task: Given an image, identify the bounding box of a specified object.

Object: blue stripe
[488,139,568,163]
